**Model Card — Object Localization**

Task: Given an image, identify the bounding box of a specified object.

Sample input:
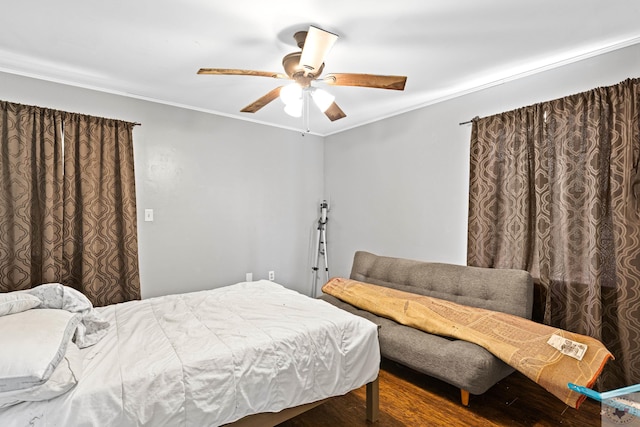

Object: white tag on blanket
[547,334,587,361]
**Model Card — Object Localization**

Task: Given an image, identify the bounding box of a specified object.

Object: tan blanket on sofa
[322,277,613,408]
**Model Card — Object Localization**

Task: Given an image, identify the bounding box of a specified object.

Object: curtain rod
[459,116,479,126]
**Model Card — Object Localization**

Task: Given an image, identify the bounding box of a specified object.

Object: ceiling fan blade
[324,102,346,122]
[197,68,288,79]
[323,73,407,90]
[299,26,338,77]
[240,87,283,113]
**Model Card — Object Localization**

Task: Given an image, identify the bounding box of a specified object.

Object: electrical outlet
[268,271,275,281]
[246,273,253,282]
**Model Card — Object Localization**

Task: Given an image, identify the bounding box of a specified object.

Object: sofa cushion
[379,321,514,394]
[349,251,533,318]
[320,294,514,395]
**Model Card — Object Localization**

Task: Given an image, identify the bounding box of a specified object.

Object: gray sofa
[320,251,534,406]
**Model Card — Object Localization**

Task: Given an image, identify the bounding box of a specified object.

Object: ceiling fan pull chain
[304,90,310,133]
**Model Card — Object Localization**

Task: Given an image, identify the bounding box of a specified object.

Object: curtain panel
[0,102,64,289]
[467,78,640,389]
[62,113,141,306]
[0,101,140,306]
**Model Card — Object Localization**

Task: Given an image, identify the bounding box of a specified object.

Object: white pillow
[26,283,92,312]
[0,342,82,408]
[0,309,80,392]
[26,283,110,348]
[0,293,41,317]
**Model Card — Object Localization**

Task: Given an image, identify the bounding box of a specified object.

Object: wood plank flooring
[278,359,603,426]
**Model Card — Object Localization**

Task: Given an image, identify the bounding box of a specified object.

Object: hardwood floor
[278,359,603,426]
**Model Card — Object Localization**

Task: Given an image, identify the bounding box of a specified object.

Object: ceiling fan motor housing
[282,52,324,86]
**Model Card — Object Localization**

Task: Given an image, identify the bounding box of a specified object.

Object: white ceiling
[1,0,639,136]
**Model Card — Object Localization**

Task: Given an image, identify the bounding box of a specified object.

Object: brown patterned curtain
[0,102,64,289]
[62,113,140,306]
[467,78,640,389]
[0,100,140,306]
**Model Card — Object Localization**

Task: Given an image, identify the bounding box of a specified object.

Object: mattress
[0,280,380,426]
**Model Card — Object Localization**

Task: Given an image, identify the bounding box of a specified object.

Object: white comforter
[0,281,380,426]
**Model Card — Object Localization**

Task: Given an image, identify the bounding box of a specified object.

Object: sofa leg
[461,389,470,406]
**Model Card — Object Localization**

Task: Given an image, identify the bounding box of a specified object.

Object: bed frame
[226,378,379,426]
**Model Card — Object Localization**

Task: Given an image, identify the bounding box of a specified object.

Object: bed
[0,280,380,426]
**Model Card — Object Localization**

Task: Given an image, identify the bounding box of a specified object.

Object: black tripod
[312,200,329,296]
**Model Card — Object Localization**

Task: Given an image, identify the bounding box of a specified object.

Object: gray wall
[3,42,639,299]
[0,72,324,298]
[322,42,640,295]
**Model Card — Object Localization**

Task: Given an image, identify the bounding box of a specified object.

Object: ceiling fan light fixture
[284,100,303,117]
[310,87,335,112]
[280,83,302,106]
[299,26,339,76]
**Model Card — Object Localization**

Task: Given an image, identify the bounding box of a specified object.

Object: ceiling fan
[197,26,407,122]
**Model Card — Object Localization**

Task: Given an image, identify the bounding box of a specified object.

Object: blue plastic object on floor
[568,382,640,418]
